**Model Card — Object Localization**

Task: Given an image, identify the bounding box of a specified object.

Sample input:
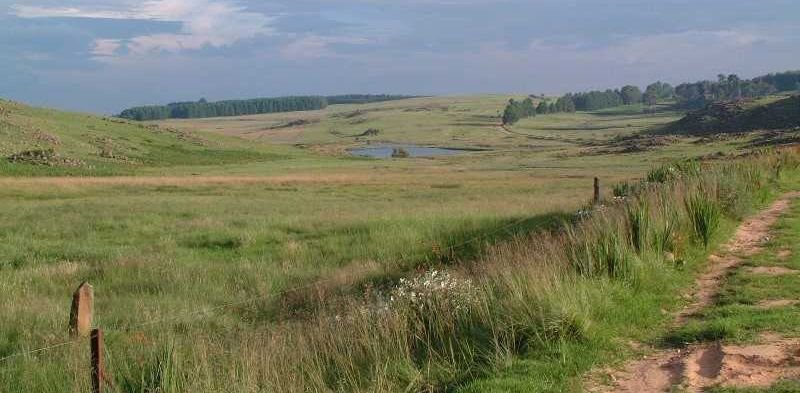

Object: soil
[747,266,800,276]
[590,193,800,392]
[757,299,800,309]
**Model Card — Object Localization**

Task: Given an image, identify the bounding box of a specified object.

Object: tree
[536,101,549,114]
[620,85,643,105]
[643,91,658,107]
[502,98,536,125]
[502,99,521,125]
[645,81,674,100]
[521,97,536,117]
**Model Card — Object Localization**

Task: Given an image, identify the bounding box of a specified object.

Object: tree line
[326,94,418,105]
[674,71,800,108]
[502,69,800,124]
[118,95,416,121]
[118,96,328,121]
[502,82,669,124]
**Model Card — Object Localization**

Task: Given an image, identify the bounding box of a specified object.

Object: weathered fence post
[90,328,105,393]
[69,282,94,337]
[593,177,600,204]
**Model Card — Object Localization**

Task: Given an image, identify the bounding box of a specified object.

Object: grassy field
[1,95,796,391]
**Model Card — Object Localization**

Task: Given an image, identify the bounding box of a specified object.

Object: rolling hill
[662,94,800,135]
[0,99,285,176]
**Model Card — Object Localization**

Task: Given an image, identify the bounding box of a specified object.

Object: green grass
[1,95,797,392]
[0,99,301,176]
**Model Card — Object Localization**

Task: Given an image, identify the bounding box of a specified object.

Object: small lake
[349,144,474,158]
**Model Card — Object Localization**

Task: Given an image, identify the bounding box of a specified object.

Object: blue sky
[1,0,799,114]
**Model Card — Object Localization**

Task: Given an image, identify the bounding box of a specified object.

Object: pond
[349,144,476,159]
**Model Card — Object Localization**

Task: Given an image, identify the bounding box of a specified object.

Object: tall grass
[627,199,650,253]
[685,194,721,247]
[4,149,799,392]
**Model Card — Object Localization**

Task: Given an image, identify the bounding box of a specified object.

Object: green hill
[662,94,800,135]
[0,99,283,176]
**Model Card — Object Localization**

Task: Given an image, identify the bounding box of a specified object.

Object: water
[349,144,473,158]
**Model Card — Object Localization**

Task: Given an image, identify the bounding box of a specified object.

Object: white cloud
[595,30,771,66]
[91,38,123,57]
[11,5,142,19]
[12,0,274,57]
[280,35,371,60]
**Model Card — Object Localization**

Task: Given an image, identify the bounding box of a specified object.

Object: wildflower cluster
[575,204,608,220]
[575,209,592,220]
[388,270,476,312]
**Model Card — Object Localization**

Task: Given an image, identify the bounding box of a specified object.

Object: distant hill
[0,99,279,175]
[118,94,418,121]
[660,95,800,135]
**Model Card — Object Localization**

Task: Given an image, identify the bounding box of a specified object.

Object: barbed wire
[0,339,81,364]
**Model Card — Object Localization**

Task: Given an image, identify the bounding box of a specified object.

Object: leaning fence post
[69,282,94,337]
[593,177,601,204]
[90,328,105,393]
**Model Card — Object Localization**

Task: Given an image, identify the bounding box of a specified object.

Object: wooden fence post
[593,177,600,204]
[69,282,94,337]
[91,328,105,393]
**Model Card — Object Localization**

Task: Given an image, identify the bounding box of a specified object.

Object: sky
[1,0,799,114]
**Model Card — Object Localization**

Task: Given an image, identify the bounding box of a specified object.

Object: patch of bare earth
[683,334,800,391]
[747,266,800,276]
[589,193,800,392]
[757,299,800,309]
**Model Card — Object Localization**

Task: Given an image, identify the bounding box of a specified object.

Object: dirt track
[591,193,800,392]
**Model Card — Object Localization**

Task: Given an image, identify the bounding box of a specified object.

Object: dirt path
[590,192,800,393]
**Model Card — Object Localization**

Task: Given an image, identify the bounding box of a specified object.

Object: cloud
[91,38,122,57]
[280,34,371,60]
[595,30,771,66]
[12,0,275,56]
[515,29,773,70]
[10,5,142,19]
